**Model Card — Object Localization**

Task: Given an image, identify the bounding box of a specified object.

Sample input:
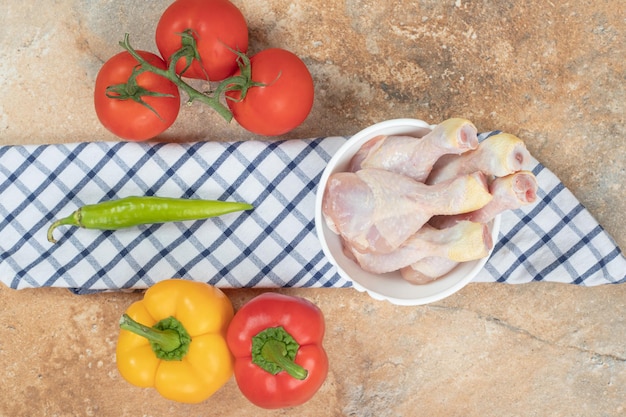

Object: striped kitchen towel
[1,135,624,293]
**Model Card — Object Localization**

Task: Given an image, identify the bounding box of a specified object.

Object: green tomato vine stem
[117,33,255,123]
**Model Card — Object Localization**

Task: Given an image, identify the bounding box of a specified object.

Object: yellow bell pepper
[116,279,234,403]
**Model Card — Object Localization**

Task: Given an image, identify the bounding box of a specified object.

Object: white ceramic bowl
[315,119,501,306]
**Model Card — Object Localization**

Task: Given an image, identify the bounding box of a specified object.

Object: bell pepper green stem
[119,314,191,361]
[251,326,308,380]
[261,340,308,380]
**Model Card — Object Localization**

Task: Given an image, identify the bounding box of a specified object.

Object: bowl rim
[314,118,501,306]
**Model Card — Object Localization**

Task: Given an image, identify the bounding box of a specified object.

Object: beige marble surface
[1,1,625,416]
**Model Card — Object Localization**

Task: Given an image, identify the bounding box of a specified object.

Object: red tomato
[94,51,180,141]
[155,0,248,81]
[226,48,314,136]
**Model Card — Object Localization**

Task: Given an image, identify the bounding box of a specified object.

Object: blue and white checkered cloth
[1,135,625,293]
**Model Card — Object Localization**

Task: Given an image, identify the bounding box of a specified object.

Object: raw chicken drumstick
[344,221,493,275]
[426,132,532,184]
[401,171,538,284]
[400,256,459,285]
[322,168,493,254]
[429,170,538,229]
[349,118,479,182]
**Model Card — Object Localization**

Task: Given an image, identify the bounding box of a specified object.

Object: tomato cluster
[94,0,314,141]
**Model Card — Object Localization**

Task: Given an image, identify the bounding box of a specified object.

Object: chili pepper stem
[119,314,191,360]
[261,339,308,380]
[47,210,83,243]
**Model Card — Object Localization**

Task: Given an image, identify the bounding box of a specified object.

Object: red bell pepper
[226,292,329,409]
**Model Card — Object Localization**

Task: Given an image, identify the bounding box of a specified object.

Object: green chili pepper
[47,196,253,243]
